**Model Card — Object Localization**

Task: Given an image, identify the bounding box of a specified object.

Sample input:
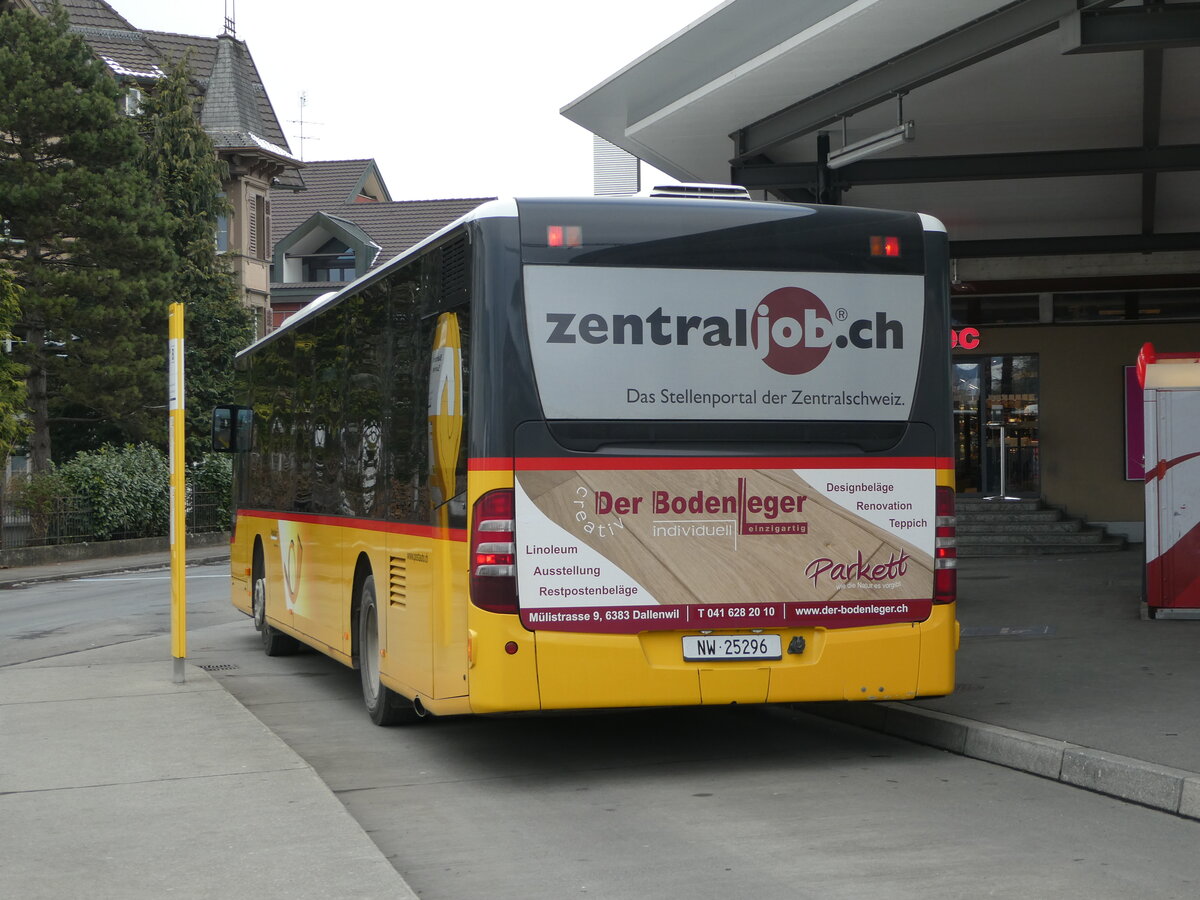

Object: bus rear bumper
[469,605,958,713]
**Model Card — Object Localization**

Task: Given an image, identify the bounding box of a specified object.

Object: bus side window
[340,289,388,520]
[384,260,426,524]
[422,237,470,529]
[382,235,471,529]
[428,311,467,529]
[212,405,253,452]
[447,306,469,528]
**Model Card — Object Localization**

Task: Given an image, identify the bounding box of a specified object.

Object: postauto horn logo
[543,287,904,376]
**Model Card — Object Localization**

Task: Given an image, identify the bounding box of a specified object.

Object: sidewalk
[812,547,1200,820]
[0,545,418,900]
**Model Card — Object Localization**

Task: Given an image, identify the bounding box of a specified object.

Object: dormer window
[122,87,143,116]
[303,238,356,282]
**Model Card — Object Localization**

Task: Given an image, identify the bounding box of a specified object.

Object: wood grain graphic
[518,468,933,607]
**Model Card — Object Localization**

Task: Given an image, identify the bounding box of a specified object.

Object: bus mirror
[212,405,253,453]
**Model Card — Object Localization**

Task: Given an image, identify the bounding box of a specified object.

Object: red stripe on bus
[237,508,467,542]
[509,456,954,471]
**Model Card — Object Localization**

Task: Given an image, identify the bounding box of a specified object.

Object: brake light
[870,235,901,257]
[470,489,518,614]
[547,225,582,248]
[933,486,956,604]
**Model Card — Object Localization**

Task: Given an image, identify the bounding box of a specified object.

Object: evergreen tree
[0,264,28,460]
[0,4,175,471]
[139,56,253,462]
[0,263,27,551]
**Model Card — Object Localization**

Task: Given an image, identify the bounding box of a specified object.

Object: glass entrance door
[954,355,1039,496]
[953,362,983,492]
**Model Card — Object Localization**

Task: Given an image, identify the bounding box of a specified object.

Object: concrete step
[955,497,1042,512]
[957,509,1066,524]
[958,520,1083,535]
[958,529,1110,546]
[958,538,1127,557]
[952,495,1125,556]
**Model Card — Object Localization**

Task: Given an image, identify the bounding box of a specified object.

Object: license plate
[682,634,782,661]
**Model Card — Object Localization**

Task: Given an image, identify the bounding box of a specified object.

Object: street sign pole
[169,302,187,683]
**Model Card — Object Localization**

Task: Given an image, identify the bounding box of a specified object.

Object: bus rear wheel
[358,574,420,726]
[253,559,298,657]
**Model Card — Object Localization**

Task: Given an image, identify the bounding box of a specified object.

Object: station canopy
[563,0,1200,269]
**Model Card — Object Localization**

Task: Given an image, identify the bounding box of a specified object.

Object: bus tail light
[870,235,901,257]
[547,225,583,248]
[470,489,518,614]
[933,486,956,604]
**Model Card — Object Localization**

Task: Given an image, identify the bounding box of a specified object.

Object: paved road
[204,631,1200,900]
[0,561,241,667]
[8,570,1200,899]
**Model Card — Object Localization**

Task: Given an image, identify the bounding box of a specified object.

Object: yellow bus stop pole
[169,302,187,683]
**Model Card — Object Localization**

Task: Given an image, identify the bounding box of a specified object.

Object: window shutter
[247,195,258,258]
[263,198,271,260]
[258,196,270,260]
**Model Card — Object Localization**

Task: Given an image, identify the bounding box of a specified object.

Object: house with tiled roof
[8,0,303,336]
[269,159,491,325]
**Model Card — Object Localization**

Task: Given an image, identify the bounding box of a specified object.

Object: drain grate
[197,664,239,672]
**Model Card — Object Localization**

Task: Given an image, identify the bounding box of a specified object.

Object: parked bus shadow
[410,701,921,784]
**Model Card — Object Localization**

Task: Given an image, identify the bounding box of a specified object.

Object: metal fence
[0,490,227,550]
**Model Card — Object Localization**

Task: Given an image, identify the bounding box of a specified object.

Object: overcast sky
[106,0,720,200]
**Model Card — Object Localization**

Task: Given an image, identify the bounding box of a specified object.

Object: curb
[806,701,1200,821]
[0,543,231,589]
[0,531,230,570]
[0,552,232,588]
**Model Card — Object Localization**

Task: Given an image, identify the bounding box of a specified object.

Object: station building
[564,0,1200,540]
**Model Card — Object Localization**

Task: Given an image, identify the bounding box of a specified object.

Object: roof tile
[271,162,493,281]
[41,0,295,158]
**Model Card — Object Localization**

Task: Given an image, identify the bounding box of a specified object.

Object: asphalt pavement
[2,542,1198,899]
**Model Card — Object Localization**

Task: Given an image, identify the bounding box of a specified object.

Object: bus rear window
[523,264,926,424]
[519,199,924,275]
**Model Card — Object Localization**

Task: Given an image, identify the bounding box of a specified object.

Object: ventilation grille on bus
[645,183,752,200]
[389,556,407,607]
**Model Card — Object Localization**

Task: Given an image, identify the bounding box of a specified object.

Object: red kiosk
[1138,343,1200,618]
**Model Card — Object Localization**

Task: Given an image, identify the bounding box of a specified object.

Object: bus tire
[358,574,419,726]
[253,554,298,657]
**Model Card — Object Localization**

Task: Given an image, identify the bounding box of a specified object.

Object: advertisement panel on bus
[515,459,936,634]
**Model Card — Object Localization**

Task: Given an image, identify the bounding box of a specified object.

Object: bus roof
[240,195,941,360]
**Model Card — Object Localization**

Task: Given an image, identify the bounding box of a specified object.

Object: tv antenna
[288,92,323,161]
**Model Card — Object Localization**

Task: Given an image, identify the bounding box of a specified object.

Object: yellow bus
[213,193,958,725]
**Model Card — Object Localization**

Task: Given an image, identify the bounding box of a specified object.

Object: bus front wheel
[358,574,419,726]
[253,557,298,657]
